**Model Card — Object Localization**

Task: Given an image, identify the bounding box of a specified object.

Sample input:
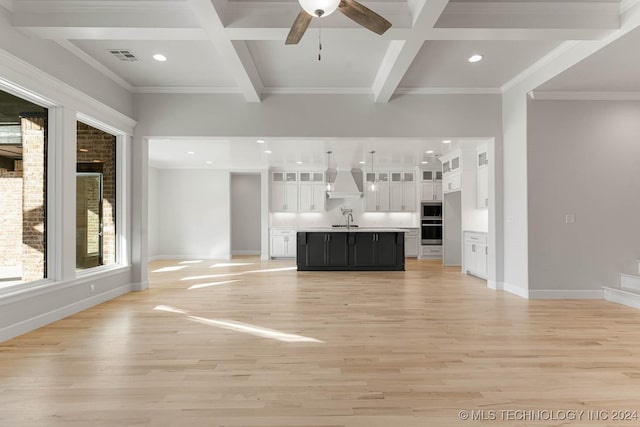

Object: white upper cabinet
[271,171,299,212]
[440,150,463,194]
[299,171,326,212]
[271,170,326,213]
[366,170,415,212]
[364,171,390,212]
[476,144,489,209]
[421,169,442,201]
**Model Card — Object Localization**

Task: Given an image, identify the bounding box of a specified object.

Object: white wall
[148,167,161,260]
[155,169,231,260]
[528,100,640,296]
[231,174,261,253]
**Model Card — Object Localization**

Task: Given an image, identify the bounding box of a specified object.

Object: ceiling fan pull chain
[318,22,322,61]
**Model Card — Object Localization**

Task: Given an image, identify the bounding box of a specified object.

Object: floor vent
[108,49,139,62]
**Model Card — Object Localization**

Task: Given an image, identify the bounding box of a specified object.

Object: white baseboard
[0,283,134,343]
[501,282,530,299]
[529,289,604,299]
[487,280,500,290]
[130,281,148,291]
[231,250,261,255]
[604,286,640,310]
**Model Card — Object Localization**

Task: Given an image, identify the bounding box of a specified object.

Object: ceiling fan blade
[338,0,391,35]
[286,10,313,45]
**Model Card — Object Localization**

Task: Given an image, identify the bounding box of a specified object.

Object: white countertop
[271,226,419,230]
[297,227,409,233]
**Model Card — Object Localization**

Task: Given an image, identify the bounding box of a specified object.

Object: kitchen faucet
[347,213,354,230]
[341,208,354,230]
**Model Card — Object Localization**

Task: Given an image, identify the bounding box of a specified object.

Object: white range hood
[326,169,362,199]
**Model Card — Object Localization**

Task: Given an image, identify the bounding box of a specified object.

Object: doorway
[230,173,261,256]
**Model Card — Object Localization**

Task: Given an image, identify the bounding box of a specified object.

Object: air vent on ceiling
[108,49,139,62]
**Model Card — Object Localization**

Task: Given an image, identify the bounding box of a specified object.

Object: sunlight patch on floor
[151,265,188,273]
[153,305,323,343]
[187,280,241,290]
[181,267,296,281]
[210,262,254,268]
[179,260,203,264]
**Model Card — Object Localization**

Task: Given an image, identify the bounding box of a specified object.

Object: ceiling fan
[286,0,392,45]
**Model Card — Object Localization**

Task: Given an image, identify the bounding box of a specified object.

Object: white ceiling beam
[372,0,450,103]
[188,0,263,102]
[503,0,640,93]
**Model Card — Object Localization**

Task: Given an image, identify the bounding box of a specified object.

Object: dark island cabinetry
[297,231,405,271]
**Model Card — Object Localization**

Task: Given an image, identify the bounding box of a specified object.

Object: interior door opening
[230,173,262,257]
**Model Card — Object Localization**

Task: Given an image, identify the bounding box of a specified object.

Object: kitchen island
[296,229,405,271]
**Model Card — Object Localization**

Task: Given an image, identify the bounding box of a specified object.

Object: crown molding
[446,1,618,15]
[262,87,373,95]
[132,86,506,96]
[531,91,640,101]
[133,86,241,94]
[13,0,185,13]
[395,87,502,95]
[0,0,13,11]
[53,39,134,92]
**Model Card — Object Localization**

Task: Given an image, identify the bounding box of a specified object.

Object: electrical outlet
[90,284,95,293]
[565,214,576,224]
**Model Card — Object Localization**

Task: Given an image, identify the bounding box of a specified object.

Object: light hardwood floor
[1,257,640,427]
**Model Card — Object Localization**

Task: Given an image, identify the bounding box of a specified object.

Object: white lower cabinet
[404,229,419,258]
[464,231,487,279]
[270,229,297,258]
[421,245,442,258]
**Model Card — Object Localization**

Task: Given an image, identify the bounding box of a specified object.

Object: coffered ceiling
[2,0,627,102]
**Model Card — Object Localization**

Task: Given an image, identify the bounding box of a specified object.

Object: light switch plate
[565,214,576,224]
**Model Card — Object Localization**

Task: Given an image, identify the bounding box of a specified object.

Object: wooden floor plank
[1,257,640,426]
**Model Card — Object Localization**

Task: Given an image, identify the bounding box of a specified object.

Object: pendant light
[369,150,376,191]
[326,151,333,191]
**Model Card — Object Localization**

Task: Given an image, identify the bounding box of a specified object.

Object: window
[0,90,47,286]
[76,122,116,270]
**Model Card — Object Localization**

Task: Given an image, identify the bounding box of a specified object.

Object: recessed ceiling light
[153,54,167,62]
[426,150,434,154]
[421,161,428,164]
[264,150,272,154]
[79,148,89,153]
[442,140,452,144]
[359,161,366,164]
[256,140,265,144]
[206,161,213,164]
[187,151,195,154]
[468,54,483,63]
[92,159,101,163]
[296,161,303,164]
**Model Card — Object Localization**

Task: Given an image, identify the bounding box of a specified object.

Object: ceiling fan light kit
[299,0,340,17]
[286,0,392,45]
